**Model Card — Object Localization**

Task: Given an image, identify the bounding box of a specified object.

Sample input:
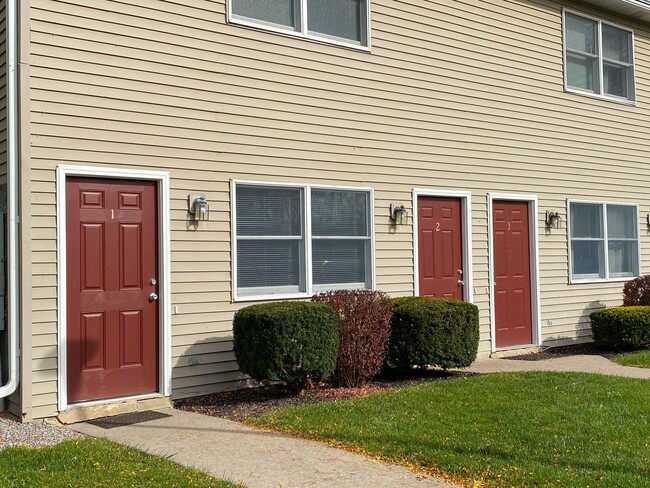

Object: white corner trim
[56,165,172,412]
[412,189,473,303]
[487,193,542,353]
[0,0,19,400]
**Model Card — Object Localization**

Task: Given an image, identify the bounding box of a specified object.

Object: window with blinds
[229,0,369,48]
[234,183,373,299]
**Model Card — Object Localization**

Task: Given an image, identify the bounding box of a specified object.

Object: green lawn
[251,372,650,488]
[614,350,650,369]
[0,438,240,487]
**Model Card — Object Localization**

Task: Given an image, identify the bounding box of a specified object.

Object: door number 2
[436,222,441,232]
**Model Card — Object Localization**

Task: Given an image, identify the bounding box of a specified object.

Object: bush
[233,301,339,393]
[623,276,650,306]
[312,290,393,387]
[590,306,650,350]
[386,296,479,369]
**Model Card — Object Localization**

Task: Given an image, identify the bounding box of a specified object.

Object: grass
[614,350,650,369]
[251,372,650,488]
[0,438,240,487]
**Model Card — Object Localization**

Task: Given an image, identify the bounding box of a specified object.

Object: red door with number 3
[492,200,533,348]
[66,178,159,403]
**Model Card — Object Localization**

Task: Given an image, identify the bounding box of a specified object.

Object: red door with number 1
[66,177,159,403]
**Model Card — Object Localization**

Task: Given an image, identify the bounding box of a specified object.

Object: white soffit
[585,0,650,22]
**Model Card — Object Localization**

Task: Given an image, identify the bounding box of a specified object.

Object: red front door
[66,177,159,403]
[492,200,533,348]
[418,197,464,300]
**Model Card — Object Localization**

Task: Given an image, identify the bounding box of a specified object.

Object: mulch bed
[175,369,471,422]
[176,343,646,422]
[504,342,622,361]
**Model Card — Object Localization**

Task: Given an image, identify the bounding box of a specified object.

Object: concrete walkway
[70,354,649,488]
[71,408,455,488]
[464,354,650,379]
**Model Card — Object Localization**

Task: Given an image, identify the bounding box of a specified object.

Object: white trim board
[56,165,172,412]
[411,189,474,303]
[487,193,542,353]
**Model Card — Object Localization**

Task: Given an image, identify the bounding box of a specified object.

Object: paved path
[71,354,648,488]
[463,354,650,379]
[71,408,455,488]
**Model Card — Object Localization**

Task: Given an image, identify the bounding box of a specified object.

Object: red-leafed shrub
[313,290,393,388]
[623,275,650,306]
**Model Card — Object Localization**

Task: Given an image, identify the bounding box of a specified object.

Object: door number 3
[507,222,511,230]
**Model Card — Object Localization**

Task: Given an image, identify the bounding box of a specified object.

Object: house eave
[584,0,650,22]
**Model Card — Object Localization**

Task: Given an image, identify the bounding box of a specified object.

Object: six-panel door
[492,200,533,348]
[66,177,159,403]
[418,197,464,300]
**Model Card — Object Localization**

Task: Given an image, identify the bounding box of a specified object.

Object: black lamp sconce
[188,194,209,221]
[545,210,561,229]
[390,203,408,225]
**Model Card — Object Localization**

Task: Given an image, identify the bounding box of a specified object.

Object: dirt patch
[175,369,472,422]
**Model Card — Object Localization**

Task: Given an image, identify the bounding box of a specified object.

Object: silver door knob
[149,292,159,301]
[458,280,465,286]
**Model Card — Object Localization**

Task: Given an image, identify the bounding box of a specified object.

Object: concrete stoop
[58,396,172,424]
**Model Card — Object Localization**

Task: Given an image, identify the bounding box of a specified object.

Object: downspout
[0,0,20,400]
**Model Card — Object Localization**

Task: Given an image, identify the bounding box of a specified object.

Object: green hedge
[590,306,650,350]
[233,301,339,393]
[386,296,479,369]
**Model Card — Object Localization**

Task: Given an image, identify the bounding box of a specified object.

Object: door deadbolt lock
[150,278,157,286]
[457,269,463,275]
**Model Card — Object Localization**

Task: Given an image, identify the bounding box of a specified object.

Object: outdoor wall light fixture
[390,203,408,225]
[188,194,210,221]
[545,210,561,229]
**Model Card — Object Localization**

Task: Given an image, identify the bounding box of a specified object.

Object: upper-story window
[563,10,635,103]
[229,0,370,49]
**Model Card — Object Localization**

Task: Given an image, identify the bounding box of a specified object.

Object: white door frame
[487,193,542,353]
[56,165,172,412]
[412,189,473,303]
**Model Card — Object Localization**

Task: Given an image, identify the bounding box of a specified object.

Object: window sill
[565,87,636,106]
[233,292,312,303]
[228,17,371,53]
[570,277,638,285]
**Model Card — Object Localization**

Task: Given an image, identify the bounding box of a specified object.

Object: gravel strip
[0,412,84,450]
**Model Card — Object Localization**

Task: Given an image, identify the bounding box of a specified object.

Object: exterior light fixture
[545,210,561,229]
[390,203,408,225]
[188,194,209,221]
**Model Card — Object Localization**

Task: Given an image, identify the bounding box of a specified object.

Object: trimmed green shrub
[313,289,393,387]
[386,296,479,369]
[623,275,650,306]
[590,306,650,350]
[233,301,339,394]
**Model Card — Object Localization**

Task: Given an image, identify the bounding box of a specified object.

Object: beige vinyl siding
[22,0,650,416]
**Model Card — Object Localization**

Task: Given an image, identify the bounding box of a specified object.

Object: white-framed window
[563,10,635,103]
[228,0,370,49]
[568,201,640,282]
[233,181,374,300]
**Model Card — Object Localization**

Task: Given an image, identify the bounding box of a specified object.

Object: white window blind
[234,183,373,299]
